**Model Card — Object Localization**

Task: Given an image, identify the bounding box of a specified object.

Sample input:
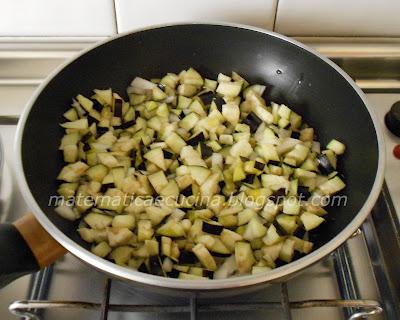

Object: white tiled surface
[0,0,116,36]
[1,0,400,38]
[115,0,278,33]
[275,0,400,37]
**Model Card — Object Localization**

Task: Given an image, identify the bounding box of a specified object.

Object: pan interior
[21,25,379,263]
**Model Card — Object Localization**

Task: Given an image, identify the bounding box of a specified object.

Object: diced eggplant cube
[318,176,345,196]
[63,108,79,121]
[317,154,335,175]
[269,188,286,203]
[114,98,123,117]
[273,221,288,236]
[202,221,223,235]
[77,95,94,112]
[211,252,231,258]
[165,132,187,153]
[81,132,92,143]
[200,142,213,159]
[214,96,225,111]
[117,120,136,130]
[297,186,312,200]
[149,256,164,276]
[243,174,255,184]
[138,262,148,273]
[291,131,300,139]
[326,139,346,155]
[268,160,281,166]
[91,99,103,111]
[157,83,166,91]
[235,241,255,274]
[192,244,217,271]
[83,143,91,152]
[282,197,300,215]
[97,126,109,135]
[243,112,262,133]
[100,183,115,193]
[254,161,265,171]
[279,238,295,263]
[187,132,205,146]
[144,148,166,170]
[167,268,180,278]
[216,81,242,97]
[178,251,198,264]
[129,149,136,158]
[293,228,306,239]
[276,214,298,234]
[300,212,325,231]
[181,185,193,197]
[137,162,146,171]
[198,92,215,105]
[88,115,100,125]
[163,150,174,159]
[203,270,214,279]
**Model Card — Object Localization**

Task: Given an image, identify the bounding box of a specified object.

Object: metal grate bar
[280,283,292,320]
[99,278,111,320]
[190,295,197,320]
[333,243,361,318]
[24,265,54,320]
[362,184,400,319]
[27,266,53,301]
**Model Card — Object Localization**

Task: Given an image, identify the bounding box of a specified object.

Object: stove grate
[9,278,382,320]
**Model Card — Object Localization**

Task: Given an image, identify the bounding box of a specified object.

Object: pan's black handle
[0,223,39,287]
[0,214,67,288]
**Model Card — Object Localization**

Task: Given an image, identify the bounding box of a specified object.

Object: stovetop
[0,38,399,320]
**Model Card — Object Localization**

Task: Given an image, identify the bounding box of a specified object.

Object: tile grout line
[112,0,119,34]
[272,0,280,31]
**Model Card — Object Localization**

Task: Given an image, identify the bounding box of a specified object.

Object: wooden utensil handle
[13,213,67,268]
[0,213,67,288]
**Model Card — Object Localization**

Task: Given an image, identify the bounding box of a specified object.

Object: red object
[393,145,400,159]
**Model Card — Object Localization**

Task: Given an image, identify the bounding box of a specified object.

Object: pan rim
[14,21,385,291]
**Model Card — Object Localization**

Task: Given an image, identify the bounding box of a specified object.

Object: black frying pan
[0,23,384,294]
